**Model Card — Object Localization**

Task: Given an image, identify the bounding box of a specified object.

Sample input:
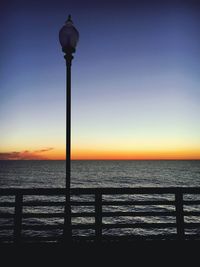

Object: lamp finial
[66,14,72,23]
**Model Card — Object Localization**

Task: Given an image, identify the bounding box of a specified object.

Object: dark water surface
[0,160,200,188]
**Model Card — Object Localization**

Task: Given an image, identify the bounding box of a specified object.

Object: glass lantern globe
[59,15,79,54]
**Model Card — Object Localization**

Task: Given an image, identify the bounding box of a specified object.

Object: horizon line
[0,159,200,161]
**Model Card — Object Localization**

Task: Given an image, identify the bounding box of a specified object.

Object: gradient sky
[0,0,200,160]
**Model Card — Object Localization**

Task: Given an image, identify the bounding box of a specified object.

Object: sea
[0,160,200,188]
[0,160,200,238]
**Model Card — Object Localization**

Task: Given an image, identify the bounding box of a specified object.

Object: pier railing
[0,187,200,243]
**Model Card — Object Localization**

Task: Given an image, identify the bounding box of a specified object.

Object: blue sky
[0,0,200,159]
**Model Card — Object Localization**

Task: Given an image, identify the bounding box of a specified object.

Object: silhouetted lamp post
[59,15,79,240]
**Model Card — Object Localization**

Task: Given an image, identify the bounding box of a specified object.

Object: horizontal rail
[0,225,14,230]
[183,211,200,216]
[0,213,14,218]
[22,225,64,230]
[0,187,200,195]
[0,188,66,195]
[21,236,63,242]
[72,234,178,241]
[72,187,200,195]
[22,213,65,218]
[0,200,177,207]
[101,200,175,206]
[71,211,176,217]
[71,222,177,230]
[184,223,200,228]
[23,201,66,207]
[183,200,200,205]
[0,202,15,207]
[2,199,200,207]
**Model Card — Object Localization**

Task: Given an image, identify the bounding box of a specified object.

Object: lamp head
[59,15,79,54]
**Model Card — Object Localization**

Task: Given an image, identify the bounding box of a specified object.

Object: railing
[0,187,200,243]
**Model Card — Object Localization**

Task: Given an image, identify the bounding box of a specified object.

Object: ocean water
[0,160,200,188]
[0,160,200,239]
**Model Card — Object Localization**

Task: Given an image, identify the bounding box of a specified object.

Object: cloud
[34,148,54,153]
[0,148,54,160]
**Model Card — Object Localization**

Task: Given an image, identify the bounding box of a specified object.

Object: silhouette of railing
[0,187,200,243]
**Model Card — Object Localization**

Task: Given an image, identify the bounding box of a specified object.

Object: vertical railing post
[175,190,185,240]
[14,192,23,243]
[95,192,102,241]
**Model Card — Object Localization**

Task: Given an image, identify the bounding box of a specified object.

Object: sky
[0,0,200,160]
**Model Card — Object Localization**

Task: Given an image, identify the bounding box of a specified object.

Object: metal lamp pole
[59,15,79,241]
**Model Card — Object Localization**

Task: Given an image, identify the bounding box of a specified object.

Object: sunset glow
[1,147,200,160]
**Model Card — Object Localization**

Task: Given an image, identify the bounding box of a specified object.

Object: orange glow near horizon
[1,148,199,160]
[71,149,200,160]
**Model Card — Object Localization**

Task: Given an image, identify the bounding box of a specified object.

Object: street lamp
[59,15,79,241]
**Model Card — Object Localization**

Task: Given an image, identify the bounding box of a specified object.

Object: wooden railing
[0,187,200,243]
